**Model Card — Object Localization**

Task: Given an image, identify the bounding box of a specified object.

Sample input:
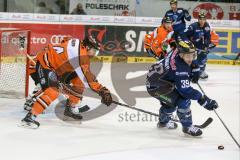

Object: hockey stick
[213,52,240,61]
[56,84,212,128]
[197,82,240,148]
[197,47,240,61]
[112,100,212,129]
[220,53,240,65]
[197,48,240,65]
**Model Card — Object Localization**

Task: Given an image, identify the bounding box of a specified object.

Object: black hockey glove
[208,43,216,49]
[191,64,200,83]
[99,87,112,106]
[198,95,218,111]
[184,9,190,17]
[169,40,177,49]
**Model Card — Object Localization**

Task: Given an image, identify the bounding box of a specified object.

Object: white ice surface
[0,64,239,160]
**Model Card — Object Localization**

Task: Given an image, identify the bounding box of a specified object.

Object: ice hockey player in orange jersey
[21,36,113,129]
[209,30,219,48]
[144,16,174,60]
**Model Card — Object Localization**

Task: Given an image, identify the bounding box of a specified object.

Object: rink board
[91,55,240,66]
[1,55,239,66]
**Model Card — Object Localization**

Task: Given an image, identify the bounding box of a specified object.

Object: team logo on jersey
[173,15,178,22]
[205,27,210,31]
[177,10,183,14]
[193,3,224,20]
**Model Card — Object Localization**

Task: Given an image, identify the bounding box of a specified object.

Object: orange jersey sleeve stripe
[66,39,91,88]
[66,39,102,93]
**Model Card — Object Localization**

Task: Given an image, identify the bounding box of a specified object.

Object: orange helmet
[144,33,154,49]
[211,30,219,46]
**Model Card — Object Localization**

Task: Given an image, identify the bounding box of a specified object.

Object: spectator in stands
[55,0,67,14]
[35,2,53,14]
[71,3,86,15]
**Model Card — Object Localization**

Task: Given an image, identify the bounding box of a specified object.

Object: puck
[218,145,224,150]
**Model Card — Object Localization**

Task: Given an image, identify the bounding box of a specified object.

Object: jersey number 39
[181,80,190,88]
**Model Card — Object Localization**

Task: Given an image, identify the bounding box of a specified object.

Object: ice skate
[20,112,40,129]
[157,121,178,129]
[63,100,83,120]
[200,71,208,80]
[183,125,202,136]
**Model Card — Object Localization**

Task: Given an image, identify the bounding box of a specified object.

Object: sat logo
[193,3,224,20]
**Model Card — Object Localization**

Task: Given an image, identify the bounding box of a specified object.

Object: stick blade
[195,117,213,129]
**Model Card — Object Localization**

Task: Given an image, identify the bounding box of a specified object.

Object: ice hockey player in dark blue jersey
[164,0,191,39]
[180,11,212,79]
[146,40,218,136]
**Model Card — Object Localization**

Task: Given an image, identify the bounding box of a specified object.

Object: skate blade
[62,115,82,124]
[157,125,178,130]
[157,123,178,130]
[183,133,202,138]
[199,78,208,81]
[18,121,39,129]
